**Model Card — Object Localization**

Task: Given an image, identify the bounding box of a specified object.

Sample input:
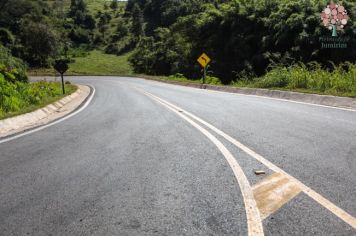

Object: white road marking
[134,77,356,112]
[135,87,264,236]
[203,88,356,112]
[139,88,356,229]
[0,85,96,144]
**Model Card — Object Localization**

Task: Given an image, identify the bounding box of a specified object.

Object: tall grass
[0,68,76,119]
[234,63,356,97]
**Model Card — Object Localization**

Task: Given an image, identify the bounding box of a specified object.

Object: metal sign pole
[61,73,65,94]
[197,53,211,85]
[203,66,206,84]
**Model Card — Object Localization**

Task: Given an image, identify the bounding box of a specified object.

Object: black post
[203,66,206,84]
[61,73,65,94]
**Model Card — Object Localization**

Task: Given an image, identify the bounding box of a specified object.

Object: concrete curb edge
[139,77,356,110]
[0,85,90,136]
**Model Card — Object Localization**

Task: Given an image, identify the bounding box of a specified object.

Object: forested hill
[0,0,355,85]
[125,0,356,84]
[0,0,127,67]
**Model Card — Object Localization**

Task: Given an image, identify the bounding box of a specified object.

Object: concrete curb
[140,77,356,110]
[0,85,89,137]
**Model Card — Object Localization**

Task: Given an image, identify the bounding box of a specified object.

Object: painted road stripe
[140,88,356,229]
[137,78,356,112]
[0,85,96,145]
[253,173,302,220]
[134,87,264,236]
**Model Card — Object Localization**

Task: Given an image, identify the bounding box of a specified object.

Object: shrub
[168,73,188,81]
[244,62,356,96]
[0,45,28,82]
[105,37,135,55]
[0,28,14,46]
[204,76,222,85]
[0,64,73,115]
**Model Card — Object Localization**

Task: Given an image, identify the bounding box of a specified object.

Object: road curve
[0,76,355,235]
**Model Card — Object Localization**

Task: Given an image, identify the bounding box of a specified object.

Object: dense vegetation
[126,0,356,84]
[0,65,75,119]
[0,0,355,99]
[234,62,356,97]
[0,0,127,67]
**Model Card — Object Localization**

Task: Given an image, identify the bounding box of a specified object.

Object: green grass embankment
[29,50,133,76]
[0,81,77,120]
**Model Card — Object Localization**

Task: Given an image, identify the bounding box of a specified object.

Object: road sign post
[54,59,69,95]
[60,73,65,94]
[203,66,207,84]
[197,53,211,84]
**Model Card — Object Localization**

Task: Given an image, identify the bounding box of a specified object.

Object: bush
[18,22,60,67]
[69,27,92,45]
[168,73,189,81]
[0,28,14,46]
[0,63,74,115]
[244,63,356,96]
[0,45,28,82]
[105,37,134,55]
[204,76,222,85]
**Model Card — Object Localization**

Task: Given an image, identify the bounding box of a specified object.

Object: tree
[68,0,87,18]
[131,4,144,41]
[19,22,60,67]
[110,0,118,12]
[97,13,112,38]
[0,28,14,46]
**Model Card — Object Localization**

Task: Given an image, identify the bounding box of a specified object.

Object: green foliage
[110,0,119,11]
[0,64,75,115]
[0,45,27,82]
[69,27,93,45]
[204,76,222,85]
[65,50,133,75]
[18,21,60,67]
[105,36,134,55]
[126,0,356,84]
[0,27,14,46]
[168,73,190,82]
[235,63,356,97]
[131,3,144,41]
[0,0,62,67]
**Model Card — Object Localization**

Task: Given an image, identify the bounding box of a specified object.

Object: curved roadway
[0,76,355,235]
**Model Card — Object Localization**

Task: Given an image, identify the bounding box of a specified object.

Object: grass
[28,48,356,98]
[29,50,133,76]
[0,83,77,120]
[233,63,356,98]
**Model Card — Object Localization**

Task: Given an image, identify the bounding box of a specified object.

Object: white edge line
[144,89,356,229]
[135,87,264,236]
[0,85,96,144]
[132,77,356,112]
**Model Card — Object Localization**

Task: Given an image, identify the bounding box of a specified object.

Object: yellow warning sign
[197,53,211,68]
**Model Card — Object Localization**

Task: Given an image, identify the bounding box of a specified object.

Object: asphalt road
[0,76,355,235]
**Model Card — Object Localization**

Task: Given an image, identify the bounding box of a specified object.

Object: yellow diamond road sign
[197,53,211,68]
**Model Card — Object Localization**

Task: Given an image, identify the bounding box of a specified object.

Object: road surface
[0,76,355,235]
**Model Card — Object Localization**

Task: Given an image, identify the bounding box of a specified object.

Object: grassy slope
[0,84,77,120]
[31,1,132,76]
[40,1,354,98]
[68,50,133,75]
[29,50,133,76]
